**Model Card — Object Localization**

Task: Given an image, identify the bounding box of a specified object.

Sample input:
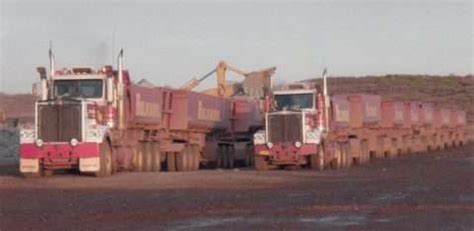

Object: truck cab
[19,64,119,177]
[253,84,325,169]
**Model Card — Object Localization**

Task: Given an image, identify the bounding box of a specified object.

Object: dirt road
[1,144,473,230]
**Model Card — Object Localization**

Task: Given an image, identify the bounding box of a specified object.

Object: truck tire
[94,142,113,177]
[255,156,268,171]
[167,152,176,172]
[176,150,187,172]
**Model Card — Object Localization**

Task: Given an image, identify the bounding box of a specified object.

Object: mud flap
[79,157,100,172]
[20,158,39,173]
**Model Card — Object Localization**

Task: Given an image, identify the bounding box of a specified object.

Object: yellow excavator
[180,61,276,98]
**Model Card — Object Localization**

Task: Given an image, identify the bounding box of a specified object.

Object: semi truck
[253,70,468,170]
[19,50,274,177]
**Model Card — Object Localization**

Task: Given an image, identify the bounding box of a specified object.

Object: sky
[0,0,472,93]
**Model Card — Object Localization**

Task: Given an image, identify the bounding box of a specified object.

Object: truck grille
[38,104,82,142]
[267,113,303,143]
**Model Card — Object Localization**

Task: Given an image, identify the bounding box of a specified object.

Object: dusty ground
[0,143,473,230]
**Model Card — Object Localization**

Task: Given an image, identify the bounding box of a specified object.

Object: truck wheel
[176,150,187,172]
[255,156,268,171]
[94,142,113,177]
[166,152,176,172]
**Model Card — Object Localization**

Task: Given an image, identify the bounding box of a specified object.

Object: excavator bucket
[242,67,276,99]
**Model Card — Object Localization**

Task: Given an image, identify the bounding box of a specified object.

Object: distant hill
[305,75,474,123]
[0,74,473,124]
[0,93,35,123]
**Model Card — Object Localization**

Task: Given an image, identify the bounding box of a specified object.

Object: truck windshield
[54,79,103,99]
[274,93,314,111]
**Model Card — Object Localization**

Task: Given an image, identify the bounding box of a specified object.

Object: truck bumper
[255,143,318,164]
[19,143,100,171]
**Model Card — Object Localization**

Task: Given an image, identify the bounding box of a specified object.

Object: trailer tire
[135,143,145,172]
[222,145,229,169]
[255,155,268,171]
[191,145,200,171]
[227,145,235,169]
[343,143,352,168]
[176,151,187,172]
[143,143,152,172]
[151,143,161,172]
[167,152,176,172]
[184,145,193,171]
[94,142,113,177]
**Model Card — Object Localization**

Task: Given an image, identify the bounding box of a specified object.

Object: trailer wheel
[255,156,268,171]
[334,143,342,168]
[166,152,176,172]
[184,145,193,171]
[245,144,254,167]
[221,145,229,169]
[94,142,113,177]
[216,145,222,168]
[135,143,144,172]
[176,150,187,172]
[151,143,161,172]
[191,145,200,171]
[143,143,152,172]
[342,143,352,168]
[227,145,235,169]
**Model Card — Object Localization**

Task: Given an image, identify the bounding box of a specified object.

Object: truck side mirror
[31,82,42,99]
[36,66,48,100]
[107,76,114,104]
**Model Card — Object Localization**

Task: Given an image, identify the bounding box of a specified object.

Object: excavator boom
[181,61,276,98]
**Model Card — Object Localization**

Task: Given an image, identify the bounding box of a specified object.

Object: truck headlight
[305,131,321,144]
[253,131,266,145]
[35,139,44,147]
[267,142,273,148]
[20,129,35,144]
[295,141,302,148]
[70,138,79,146]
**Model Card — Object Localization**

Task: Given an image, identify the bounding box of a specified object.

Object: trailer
[253,70,469,170]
